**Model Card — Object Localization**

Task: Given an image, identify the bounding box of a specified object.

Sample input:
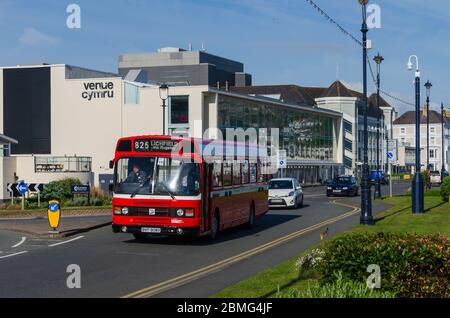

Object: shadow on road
[122,212,303,246]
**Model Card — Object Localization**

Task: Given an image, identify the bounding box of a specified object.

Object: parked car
[430,171,442,185]
[327,176,359,197]
[268,178,304,209]
[370,170,389,185]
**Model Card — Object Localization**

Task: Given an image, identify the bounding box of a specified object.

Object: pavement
[0,181,410,298]
[0,208,111,238]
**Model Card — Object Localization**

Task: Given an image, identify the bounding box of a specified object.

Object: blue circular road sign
[17,183,29,196]
[49,202,60,213]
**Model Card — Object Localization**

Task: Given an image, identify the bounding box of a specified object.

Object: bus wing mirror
[109,160,114,169]
[108,183,114,192]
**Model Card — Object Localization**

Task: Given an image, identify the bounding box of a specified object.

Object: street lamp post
[441,103,446,180]
[374,53,384,200]
[159,84,169,135]
[425,80,432,172]
[359,0,373,225]
[408,55,424,214]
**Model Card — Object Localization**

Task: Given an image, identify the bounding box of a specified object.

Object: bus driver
[125,164,147,184]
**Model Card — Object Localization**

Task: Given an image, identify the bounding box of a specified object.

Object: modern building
[118,47,252,88]
[232,81,391,177]
[393,106,450,173]
[0,63,343,200]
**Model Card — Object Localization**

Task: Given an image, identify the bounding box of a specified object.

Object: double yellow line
[122,200,360,298]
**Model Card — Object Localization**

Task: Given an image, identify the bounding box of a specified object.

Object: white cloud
[19,28,57,46]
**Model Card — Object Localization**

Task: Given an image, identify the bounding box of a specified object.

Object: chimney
[216,81,220,89]
[422,104,428,117]
[225,81,229,92]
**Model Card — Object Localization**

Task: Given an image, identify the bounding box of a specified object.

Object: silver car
[268,178,304,209]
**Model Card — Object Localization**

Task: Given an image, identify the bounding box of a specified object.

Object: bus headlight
[114,207,122,215]
[176,209,185,217]
[185,209,195,218]
[122,207,129,215]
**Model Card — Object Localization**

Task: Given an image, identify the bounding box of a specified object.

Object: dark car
[370,170,388,185]
[326,176,359,197]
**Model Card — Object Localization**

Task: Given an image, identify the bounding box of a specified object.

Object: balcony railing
[35,156,92,173]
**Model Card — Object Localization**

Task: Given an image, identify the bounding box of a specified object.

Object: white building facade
[393,107,450,173]
[0,64,344,200]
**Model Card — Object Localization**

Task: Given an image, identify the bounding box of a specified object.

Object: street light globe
[407,62,413,70]
[159,83,169,101]
[358,0,369,5]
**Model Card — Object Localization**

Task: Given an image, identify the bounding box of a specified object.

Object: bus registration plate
[141,227,162,234]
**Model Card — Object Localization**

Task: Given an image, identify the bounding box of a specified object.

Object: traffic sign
[277,150,287,169]
[387,151,396,162]
[17,182,29,196]
[71,185,90,194]
[47,200,61,233]
[29,184,44,193]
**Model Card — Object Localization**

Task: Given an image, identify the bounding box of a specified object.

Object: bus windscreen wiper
[156,182,176,200]
[130,177,151,198]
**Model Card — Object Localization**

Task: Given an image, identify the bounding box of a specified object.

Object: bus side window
[223,162,232,187]
[250,163,257,183]
[213,162,223,189]
[233,161,242,186]
[242,160,250,184]
[257,162,264,183]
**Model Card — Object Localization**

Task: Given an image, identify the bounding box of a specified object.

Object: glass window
[269,180,293,190]
[250,163,257,183]
[170,96,189,125]
[114,157,200,196]
[223,162,232,187]
[124,82,140,105]
[213,162,223,188]
[233,161,241,185]
[242,160,250,184]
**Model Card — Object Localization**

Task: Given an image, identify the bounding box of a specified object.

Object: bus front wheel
[210,212,220,240]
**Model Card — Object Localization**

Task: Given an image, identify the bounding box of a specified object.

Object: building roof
[230,81,385,118]
[394,110,449,125]
[230,85,325,106]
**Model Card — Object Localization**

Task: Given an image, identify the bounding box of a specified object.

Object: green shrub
[441,176,450,202]
[319,233,450,298]
[277,272,395,298]
[41,178,82,202]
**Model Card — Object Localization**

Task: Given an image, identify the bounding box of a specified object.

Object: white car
[268,178,304,209]
[430,171,442,185]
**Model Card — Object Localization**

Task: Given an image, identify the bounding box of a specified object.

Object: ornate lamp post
[358,0,373,225]
[408,55,424,214]
[373,53,384,199]
[441,103,447,180]
[159,84,169,135]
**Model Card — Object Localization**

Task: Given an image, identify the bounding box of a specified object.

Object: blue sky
[0,0,449,114]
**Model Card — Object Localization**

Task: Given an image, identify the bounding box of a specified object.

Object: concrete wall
[0,157,16,200]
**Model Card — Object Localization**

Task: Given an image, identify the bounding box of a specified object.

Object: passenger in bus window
[125,164,147,184]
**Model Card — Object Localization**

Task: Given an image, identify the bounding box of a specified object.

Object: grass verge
[212,195,450,298]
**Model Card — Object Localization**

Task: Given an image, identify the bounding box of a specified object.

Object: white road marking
[11,237,27,249]
[48,236,84,247]
[0,251,28,259]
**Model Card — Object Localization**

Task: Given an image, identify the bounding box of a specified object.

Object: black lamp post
[425,80,432,171]
[373,53,384,199]
[441,103,446,180]
[159,84,169,135]
[408,55,424,214]
[359,0,373,225]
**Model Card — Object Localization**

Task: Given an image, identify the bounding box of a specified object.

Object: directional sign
[29,184,45,193]
[17,182,29,196]
[71,185,90,194]
[277,150,287,169]
[387,151,396,162]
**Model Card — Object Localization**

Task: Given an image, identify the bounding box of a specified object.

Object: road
[0,181,410,298]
